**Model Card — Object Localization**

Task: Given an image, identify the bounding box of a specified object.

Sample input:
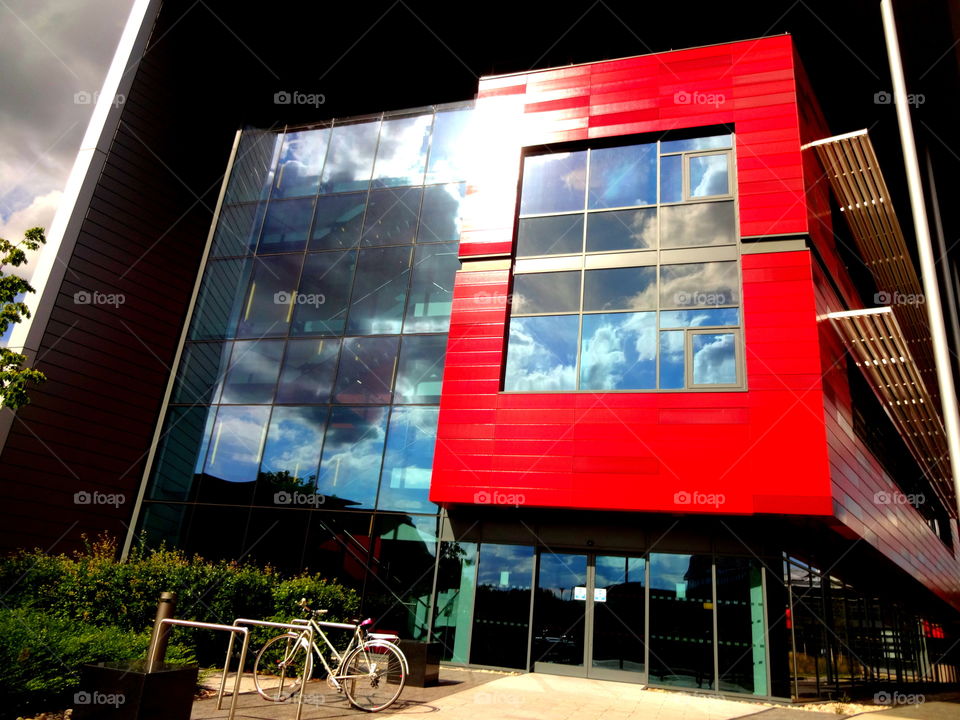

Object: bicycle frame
[287,615,372,684]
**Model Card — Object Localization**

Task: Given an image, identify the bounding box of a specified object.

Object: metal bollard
[145,591,178,672]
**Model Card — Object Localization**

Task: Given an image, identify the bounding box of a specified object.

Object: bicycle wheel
[340,640,406,712]
[253,632,314,702]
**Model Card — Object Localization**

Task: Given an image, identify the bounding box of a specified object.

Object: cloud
[0,189,61,283]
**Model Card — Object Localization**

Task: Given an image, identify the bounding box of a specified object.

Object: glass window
[346,246,412,335]
[516,215,584,257]
[659,261,739,309]
[504,315,578,392]
[315,405,388,509]
[470,544,534,668]
[648,553,715,689]
[426,108,474,184]
[219,339,284,404]
[586,208,657,252]
[309,193,366,250]
[520,151,588,214]
[273,128,329,199]
[276,338,341,404]
[291,250,356,337]
[395,334,446,404]
[319,121,380,194]
[223,130,282,205]
[235,254,304,338]
[660,201,736,248]
[512,272,580,314]
[210,203,263,258]
[171,342,231,405]
[660,155,682,203]
[580,312,656,390]
[433,541,478,663]
[692,332,738,385]
[372,114,432,188]
[660,134,731,153]
[147,405,216,501]
[659,330,685,389]
[533,552,588,667]
[403,243,458,333]
[689,154,729,197]
[376,406,440,512]
[203,405,271,485]
[583,267,656,312]
[333,336,400,404]
[659,308,739,328]
[258,198,314,254]
[417,183,464,243]
[588,143,656,208]
[258,406,328,491]
[188,258,252,340]
[362,187,422,246]
[715,557,767,695]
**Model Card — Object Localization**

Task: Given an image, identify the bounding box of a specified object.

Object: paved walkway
[191,667,848,720]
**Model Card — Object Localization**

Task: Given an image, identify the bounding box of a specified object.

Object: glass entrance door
[532,552,648,682]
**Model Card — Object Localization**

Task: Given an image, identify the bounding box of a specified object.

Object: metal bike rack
[157,619,249,720]
[221,618,317,720]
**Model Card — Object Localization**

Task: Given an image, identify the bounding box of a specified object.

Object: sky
[0,0,133,291]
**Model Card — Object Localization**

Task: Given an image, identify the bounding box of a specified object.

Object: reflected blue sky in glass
[512,272,580,314]
[259,198,314,253]
[236,254,304,339]
[690,154,729,197]
[309,193,365,250]
[333,336,399,404]
[660,135,731,153]
[586,208,656,252]
[580,312,656,390]
[583,267,656,312]
[649,552,695,590]
[659,330,685,389]
[148,405,216,501]
[377,406,439,513]
[276,338,341,404]
[260,406,329,486]
[223,131,282,204]
[477,544,534,587]
[362,187,422,246]
[504,315,578,391]
[404,243,458,333]
[219,339,284,404]
[346,246,412,335]
[427,109,474,184]
[516,215,583,256]
[273,128,329,199]
[372,115,432,188]
[520,152,587,214]
[316,406,388,509]
[692,333,737,384]
[395,334,446,404]
[320,121,380,194]
[203,405,270,483]
[660,155,682,203]
[659,308,739,327]
[292,250,357,337]
[417,183,464,243]
[588,144,656,208]
[210,203,263,257]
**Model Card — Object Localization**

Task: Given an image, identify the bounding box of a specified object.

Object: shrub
[0,608,194,719]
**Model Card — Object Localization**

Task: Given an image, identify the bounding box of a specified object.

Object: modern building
[2,0,960,702]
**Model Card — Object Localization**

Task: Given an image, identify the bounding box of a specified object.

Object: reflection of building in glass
[3,16,960,703]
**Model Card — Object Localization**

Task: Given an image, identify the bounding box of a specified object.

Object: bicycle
[253,599,407,712]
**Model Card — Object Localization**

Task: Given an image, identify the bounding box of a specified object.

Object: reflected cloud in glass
[692,333,737,384]
[315,406,388,509]
[520,152,587,214]
[204,405,270,483]
[660,201,735,248]
[659,261,739,309]
[377,406,440,512]
[320,121,380,194]
[504,315,578,391]
[588,143,656,208]
[583,267,656,311]
[511,272,580,314]
[273,128,329,199]
[259,406,329,486]
[372,115,432,188]
[690,154,729,197]
[427,109,474,184]
[579,312,656,390]
[586,208,656,252]
[659,330,685,389]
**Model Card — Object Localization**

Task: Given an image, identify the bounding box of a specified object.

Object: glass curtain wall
[137,104,474,638]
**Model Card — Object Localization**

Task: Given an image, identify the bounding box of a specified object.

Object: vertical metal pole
[880,0,960,515]
[145,592,177,672]
[230,630,248,720]
[217,632,236,709]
